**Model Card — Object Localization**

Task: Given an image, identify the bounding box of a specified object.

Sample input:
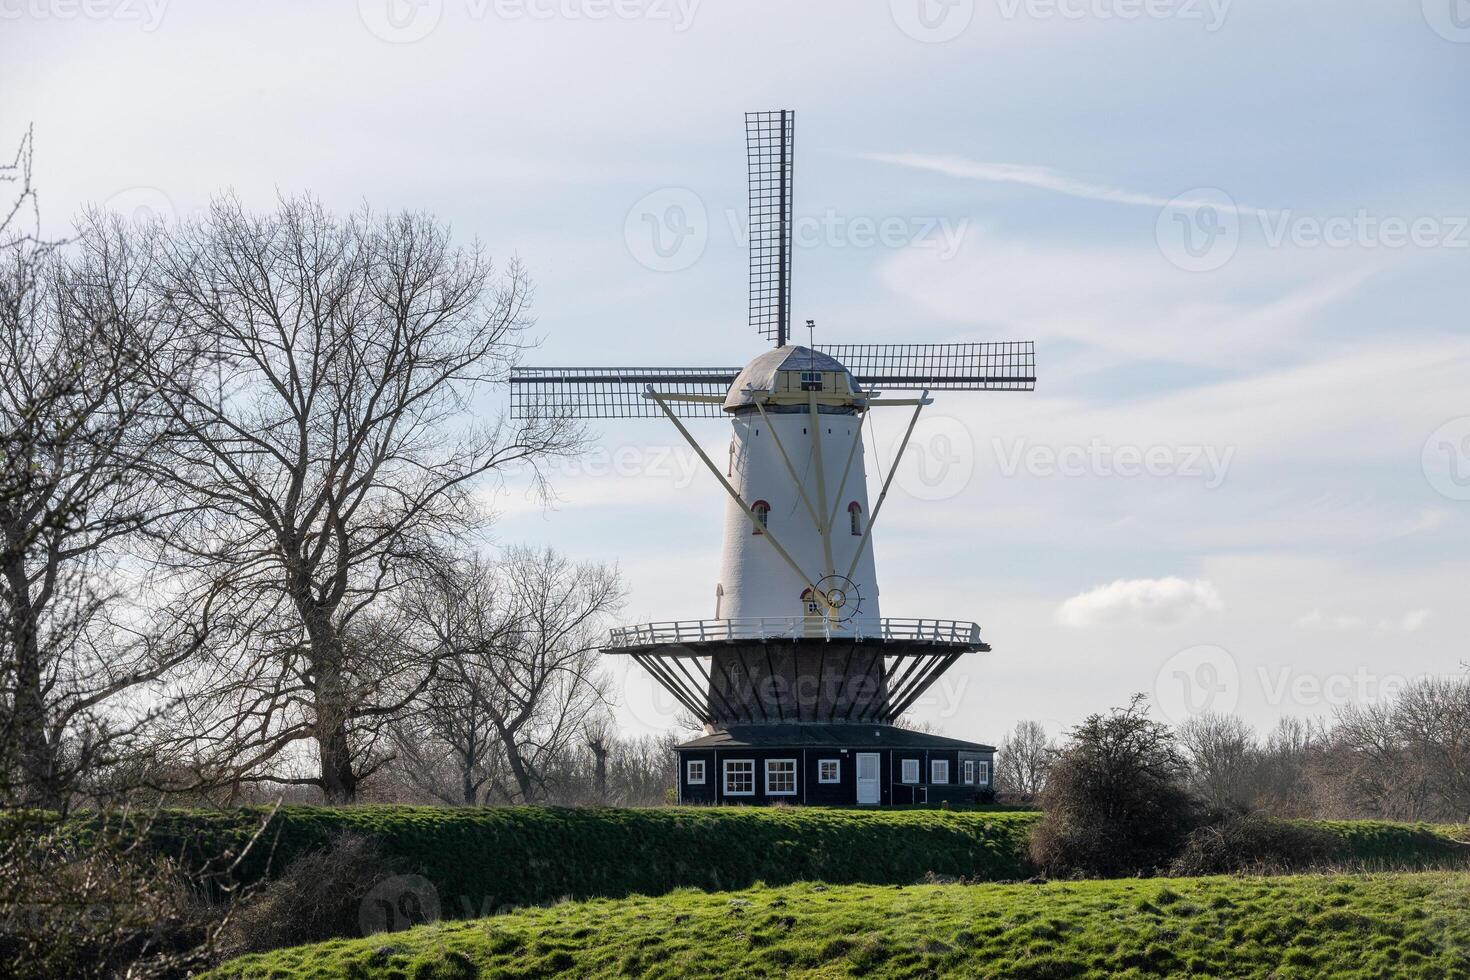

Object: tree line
[996,673,1470,824]
[0,131,677,811]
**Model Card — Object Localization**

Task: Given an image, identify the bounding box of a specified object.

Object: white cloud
[860,152,1273,217]
[1057,577,1223,628]
[1295,608,1433,633]
[1399,609,1433,633]
[1295,609,1366,631]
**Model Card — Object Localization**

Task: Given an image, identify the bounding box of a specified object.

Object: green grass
[207,871,1470,978]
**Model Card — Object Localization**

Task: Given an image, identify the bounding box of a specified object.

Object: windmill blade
[510,366,739,419]
[817,342,1037,391]
[746,110,795,347]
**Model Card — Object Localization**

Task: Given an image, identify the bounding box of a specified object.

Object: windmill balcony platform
[604,617,988,652]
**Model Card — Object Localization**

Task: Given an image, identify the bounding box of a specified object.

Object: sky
[4,0,1468,746]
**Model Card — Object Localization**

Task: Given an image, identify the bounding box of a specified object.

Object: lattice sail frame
[507,343,1035,418]
[747,110,795,346]
[509,367,737,419]
[817,342,1036,391]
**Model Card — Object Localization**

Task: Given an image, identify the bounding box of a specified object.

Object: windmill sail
[817,342,1036,391]
[509,366,739,419]
[746,110,795,346]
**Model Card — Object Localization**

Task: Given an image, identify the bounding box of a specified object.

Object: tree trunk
[297,590,358,805]
[2,545,61,810]
[316,718,358,804]
[591,743,609,803]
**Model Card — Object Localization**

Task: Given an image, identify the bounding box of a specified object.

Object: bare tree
[0,147,202,809]
[1178,713,1257,812]
[147,195,578,802]
[410,548,621,803]
[995,720,1054,803]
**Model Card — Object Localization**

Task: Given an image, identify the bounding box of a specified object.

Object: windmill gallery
[510,111,1037,806]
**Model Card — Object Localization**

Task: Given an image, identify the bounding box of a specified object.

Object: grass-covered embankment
[208,871,1470,979]
[24,806,1468,915]
[130,805,1041,908]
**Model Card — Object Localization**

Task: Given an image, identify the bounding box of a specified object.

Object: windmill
[510,110,1036,805]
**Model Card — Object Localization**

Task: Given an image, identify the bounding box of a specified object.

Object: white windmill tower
[511,111,1036,806]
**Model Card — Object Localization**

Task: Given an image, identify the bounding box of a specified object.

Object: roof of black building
[678,723,995,752]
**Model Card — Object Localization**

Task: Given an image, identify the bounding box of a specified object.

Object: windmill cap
[723,345,863,412]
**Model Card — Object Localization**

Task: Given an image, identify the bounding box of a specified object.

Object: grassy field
[208,871,1470,979]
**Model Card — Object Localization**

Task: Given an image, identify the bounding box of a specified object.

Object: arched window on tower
[848,501,863,536]
[751,500,771,534]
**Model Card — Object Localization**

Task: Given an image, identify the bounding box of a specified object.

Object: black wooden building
[676,723,994,806]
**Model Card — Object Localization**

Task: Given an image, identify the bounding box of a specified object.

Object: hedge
[13,806,1466,917]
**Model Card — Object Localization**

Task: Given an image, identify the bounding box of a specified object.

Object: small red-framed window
[848,501,863,536]
[801,587,820,615]
[751,500,771,534]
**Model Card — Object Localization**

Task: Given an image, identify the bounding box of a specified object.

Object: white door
[856,753,880,805]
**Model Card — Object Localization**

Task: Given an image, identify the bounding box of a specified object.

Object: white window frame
[963,760,976,785]
[977,760,991,785]
[931,759,949,784]
[723,759,755,796]
[765,758,798,796]
[901,758,920,784]
[818,759,841,784]
[687,759,706,785]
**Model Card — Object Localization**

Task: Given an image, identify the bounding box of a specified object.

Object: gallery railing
[605,617,983,649]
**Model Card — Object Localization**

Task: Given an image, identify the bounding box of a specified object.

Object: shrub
[1030,696,1201,877]
[1170,814,1343,876]
[0,810,230,979]
[220,833,403,956]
